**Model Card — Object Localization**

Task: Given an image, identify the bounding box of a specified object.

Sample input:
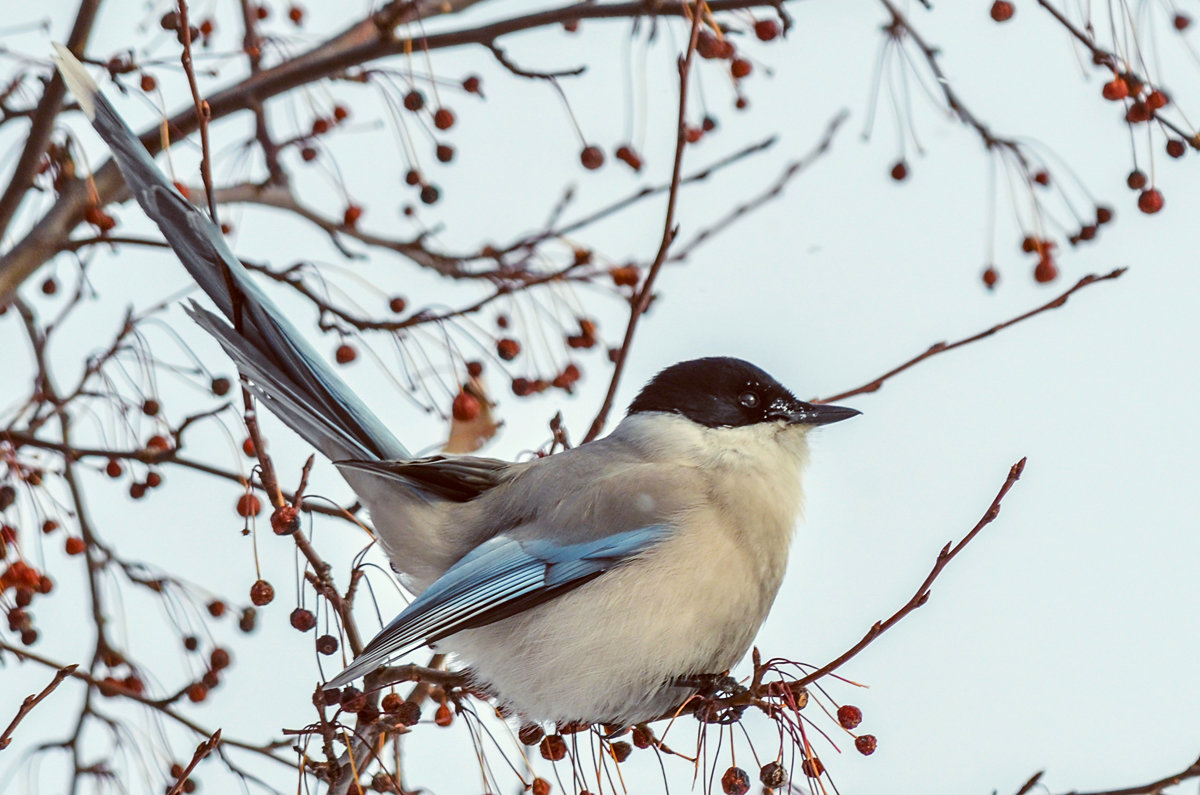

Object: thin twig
[794,457,1027,688]
[0,664,77,750]
[166,730,222,795]
[582,4,705,444]
[817,268,1126,404]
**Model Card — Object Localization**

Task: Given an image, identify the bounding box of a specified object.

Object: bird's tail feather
[53,45,407,463]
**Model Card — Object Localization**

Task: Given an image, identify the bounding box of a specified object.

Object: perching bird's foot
[674,673,749,724]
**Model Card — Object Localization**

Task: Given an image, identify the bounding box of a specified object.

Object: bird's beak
[779,401,861,426]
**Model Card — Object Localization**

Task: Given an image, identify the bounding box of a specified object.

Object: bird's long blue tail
[53,45,407,463]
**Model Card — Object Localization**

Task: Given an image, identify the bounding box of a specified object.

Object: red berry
[404,169,422,186]
[1034,258,1058,283]
[1137,188,1164,214]
[519,724,545,745]
[236,494,262,517]
[242,437,256,457]
[855,734,878,755]
[332,105,349,122]
[462,75,481,93]
[106,460,123,478]
[1033,170,1050,186]
[41,277,57,295]
[435,703,453,726]
[837,704,863,729]
[210,647,231,670]
[466,360,483,377]
[610,265,640,287]
[1175,13,1191,30]
[311,118,330,135]
[990,0,1014,21]
[540,734,568,761]
[1096,205,1113,224]
[496,338,521,361]
[211,377,231,395]
[271,504,299,535]
[187,683,208,702]
[254,5,268,20]
[1125,102,1152,123]
[531,778,551,795]
[1166,139,1186,158]
[730,59,752,79]
[890,160,908,181]
[335,344,357,364]
[1146,90,1168,110]
[436,143,454,162]
[759,762,787,788]
[684,126,703,143]
[290,608,316,631]
[316,634,338,655]
[433,108,455,130]
[1101,78,1128,101]
[146,435,171,452]
[1126,170,1147,190]
[800,757,825,778]
[140,73,157,92]
[1079,224,1097,240]
[207,600,226,618]
[754,19,779,41]
[420,185,440,205]
[721,767,750,795]
[452,391,481,421]
[580,145,604,170]
[615,145,642,171]
[342,204,362,227]
[249,579,274,606]
[403,90,425,112]
[301,146,318,162]
[982,266,999,289]
[65,537,85,555]
[288,4,304,24]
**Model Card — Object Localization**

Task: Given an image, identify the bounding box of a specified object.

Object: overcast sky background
[3,1,1200,794]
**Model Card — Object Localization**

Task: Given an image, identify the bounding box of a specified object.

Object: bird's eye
[738,391,759,409]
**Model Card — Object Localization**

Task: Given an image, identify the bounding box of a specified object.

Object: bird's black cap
[628,357,860,429]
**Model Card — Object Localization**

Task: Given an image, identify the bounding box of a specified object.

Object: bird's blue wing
[53,46,407,463]
[325,524,671,687]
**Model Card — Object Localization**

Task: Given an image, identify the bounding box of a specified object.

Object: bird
[54,46,860,725]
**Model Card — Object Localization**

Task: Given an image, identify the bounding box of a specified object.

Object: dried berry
[540,734,568,761]
[721,766,750,795]
[759,762,787,789]
[435,703,453,726]
[496,338,521,361]
[837,704,863,729]
[316,634,339,655]
[341,686,366,713]
[65,536,85,555]
[210,647,231,670]
[890,161,908,181]
[404,90,425,112]
[982,266,998,289]
[610,741,632,762]
[855,734,878,755]
[580,145,604,170]
[249,579,274,606]
[452,391,481,421]
[236,494,262,517]
[271,504,300,535]
[433,108,455,130]
[754,19,779,41]
[1137,188,1164,214]
[335,344,357,364]
[990,0,1014,21]
[290,607,316,631]
[211,377,231,396]
[519,723,545,745]
[186,683,208,703]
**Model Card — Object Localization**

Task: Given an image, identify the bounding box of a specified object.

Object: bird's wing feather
[334,456,511,502]
[53,45,407,463]
[325,524,670,687]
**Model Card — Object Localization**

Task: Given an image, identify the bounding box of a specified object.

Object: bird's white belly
[439,513,777,724]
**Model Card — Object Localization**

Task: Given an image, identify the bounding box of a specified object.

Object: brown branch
[816,268,1126,404]
[0,641,292,766]
[0,0,101,241]
[582,6,705,444]
[0,0,790,303]
[166,730,222,795]
[794,457,1027,689]
[1056,755,1200,795]
[0,664,77,750]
